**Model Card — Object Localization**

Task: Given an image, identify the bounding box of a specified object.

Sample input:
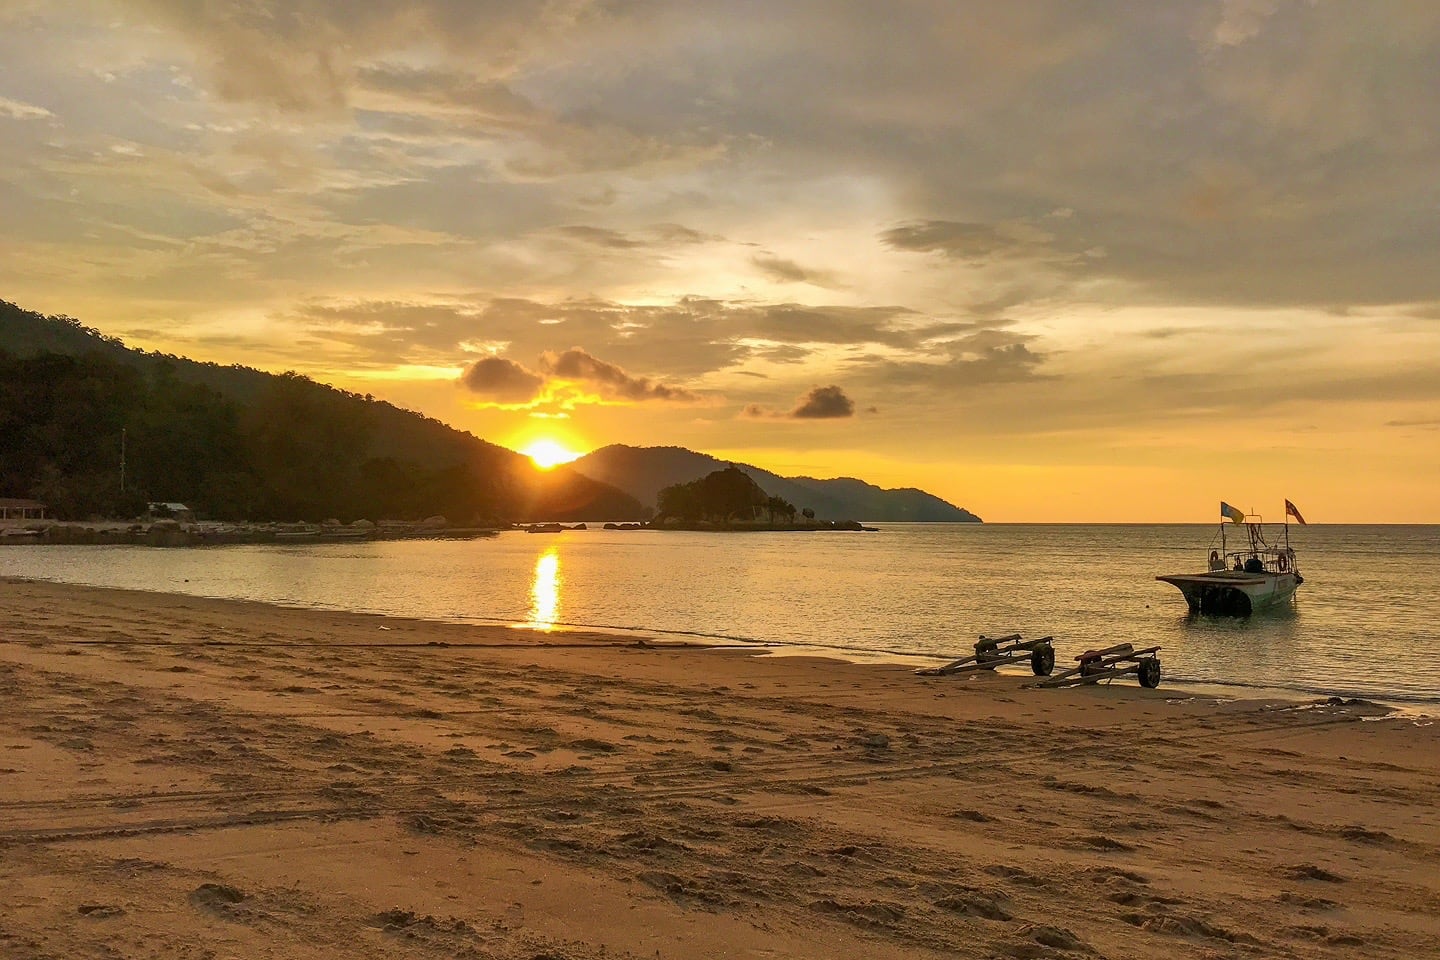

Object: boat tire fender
[1030,646,1056,677]
[1138,657,1162,689]
[1209,550,1219,564]
[1277,554,1288,572]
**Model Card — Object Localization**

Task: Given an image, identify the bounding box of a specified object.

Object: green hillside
[0,300,643,524]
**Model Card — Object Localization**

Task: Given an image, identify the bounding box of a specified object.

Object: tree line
[0,345,641,524]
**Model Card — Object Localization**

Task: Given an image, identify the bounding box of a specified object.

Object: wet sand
[2,578,1437,959]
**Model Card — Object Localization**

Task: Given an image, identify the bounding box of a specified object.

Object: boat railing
[1221,547,1296,575]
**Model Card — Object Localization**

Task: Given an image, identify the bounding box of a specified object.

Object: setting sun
[521,438,582,470]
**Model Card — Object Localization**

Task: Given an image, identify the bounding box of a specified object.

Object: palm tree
[764,495,794,526]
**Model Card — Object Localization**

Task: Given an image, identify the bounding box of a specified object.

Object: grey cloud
[650,223,712,244]
[354,65,540,126]
[1401,303,1440,321]
[751,344,812,365]
[744,385,857,420]
[791,385,856,419]
[282,295,996,380]
[864,342,1045,392]
[1209,0,1283,48]
[116,0,596,112]
[458,355,545,401]
[558,225,645,249]
[540,347,699,401]
[352,65,705,181]
[109,1,719,180]
[881,219,1088,268]
[15,0,1440,314]
[752,255,839,287]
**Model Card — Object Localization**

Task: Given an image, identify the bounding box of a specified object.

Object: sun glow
[520,438,582,469]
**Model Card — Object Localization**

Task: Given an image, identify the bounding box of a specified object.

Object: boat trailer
[1032,643,1162,689]
[915,634,1056,677]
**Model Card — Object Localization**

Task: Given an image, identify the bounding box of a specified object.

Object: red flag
[1285,499,1307,525]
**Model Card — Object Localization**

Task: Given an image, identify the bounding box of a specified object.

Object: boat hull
[1155,571,1300,617]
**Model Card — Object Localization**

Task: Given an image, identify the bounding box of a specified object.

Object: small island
[649,466,875,532]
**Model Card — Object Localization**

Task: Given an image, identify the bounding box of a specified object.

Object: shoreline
[3,578,1437,958]
[5,573,1437,715]
[0,518,502,547]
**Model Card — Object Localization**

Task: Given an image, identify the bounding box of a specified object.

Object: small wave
[1167,675,1440,708]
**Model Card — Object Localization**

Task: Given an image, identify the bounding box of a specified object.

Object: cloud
[10,0,1440,318]
[0,97,53,121]
[752,255,839,288]
[744,384,857,420]
[791,384,856,418]
[1211,0,1282,48]
[557,225,645,249]
[555,222,714,250]
[354,64,540,126]
[457,345,700,408]
[458,355,545,402]
[541,347,699,401]
[650,223,712,245]
[9,0,1440,506]
[276,295,980,380]
[864,341,1045,392]
[113,0,594,112]
[881,219,1087,267]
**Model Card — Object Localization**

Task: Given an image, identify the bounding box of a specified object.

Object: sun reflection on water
[525,547,561,630]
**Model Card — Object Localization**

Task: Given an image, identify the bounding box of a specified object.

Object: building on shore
[0,498,48,523]
[146,502,195,523]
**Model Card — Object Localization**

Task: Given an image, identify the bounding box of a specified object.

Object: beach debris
[1282,863,1347,883]
[1022,924,1092,951]
[916,634,1056,677]
[188,882,246,916]
[1032,643,1163,689]
[76,903,125,918]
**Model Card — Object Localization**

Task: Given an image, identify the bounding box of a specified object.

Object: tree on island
[656,466,774,526]
[764,494,797,526]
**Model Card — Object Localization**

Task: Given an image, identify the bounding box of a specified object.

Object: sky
[2,0,1439,522]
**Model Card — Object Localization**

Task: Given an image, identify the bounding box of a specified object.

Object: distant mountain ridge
[571,445,981,522]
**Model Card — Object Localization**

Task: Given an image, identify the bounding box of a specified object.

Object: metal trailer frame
[916,634,1057,677]
[1032,642,1162,689]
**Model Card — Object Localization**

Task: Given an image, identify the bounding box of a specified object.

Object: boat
[1156,502,1305,616]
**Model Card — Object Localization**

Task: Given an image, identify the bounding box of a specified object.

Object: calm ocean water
[3,524,1437,704]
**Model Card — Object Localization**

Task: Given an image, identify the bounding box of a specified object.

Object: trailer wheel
[1030,646,1055,676]
[1138,658,1161,689]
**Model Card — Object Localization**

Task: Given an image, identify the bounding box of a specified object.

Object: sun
[520,438,581,470]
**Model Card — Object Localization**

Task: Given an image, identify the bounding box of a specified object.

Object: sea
[3,523,1437,707]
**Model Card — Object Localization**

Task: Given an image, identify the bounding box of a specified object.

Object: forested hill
[0,300,643,523]
[572,444,981,522]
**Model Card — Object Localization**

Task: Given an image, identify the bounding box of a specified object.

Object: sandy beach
[2,578,1437,959]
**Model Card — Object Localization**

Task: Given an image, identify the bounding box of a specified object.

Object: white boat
[1156,504,1304,616]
